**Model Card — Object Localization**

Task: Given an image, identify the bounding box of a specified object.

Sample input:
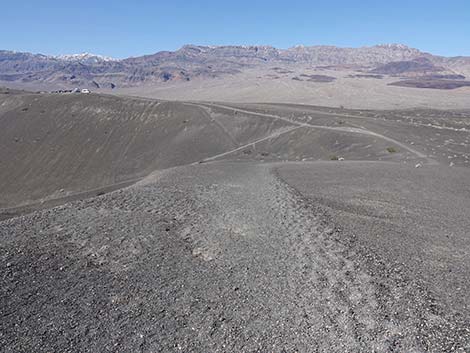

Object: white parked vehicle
[81,89,91,94]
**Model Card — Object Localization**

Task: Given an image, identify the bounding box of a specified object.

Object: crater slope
[1,92,470,352]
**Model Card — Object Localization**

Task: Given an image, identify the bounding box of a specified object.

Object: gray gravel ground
[276,161,470,317]
[1,162,469,352]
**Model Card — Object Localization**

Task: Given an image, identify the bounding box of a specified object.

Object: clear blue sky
[1,0,469,58]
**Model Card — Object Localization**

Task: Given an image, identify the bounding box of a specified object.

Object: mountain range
[1,44,470,90]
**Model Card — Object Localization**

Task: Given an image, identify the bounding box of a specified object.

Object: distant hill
[371,57,444,75]
[1,44,469,90]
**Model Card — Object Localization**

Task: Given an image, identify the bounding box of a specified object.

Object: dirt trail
[197,102,432,162]
[2,162,464,352]
[0,177,142,221]
[194,126,301,163]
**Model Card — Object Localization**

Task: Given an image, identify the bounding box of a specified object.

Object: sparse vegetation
[330,155,339,160]
[386,147,397,153]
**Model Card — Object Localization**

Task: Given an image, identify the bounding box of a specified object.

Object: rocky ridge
[1,44,469,89]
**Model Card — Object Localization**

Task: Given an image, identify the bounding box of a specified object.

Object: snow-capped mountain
[1,44,469,89]
[55,53,118,64]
